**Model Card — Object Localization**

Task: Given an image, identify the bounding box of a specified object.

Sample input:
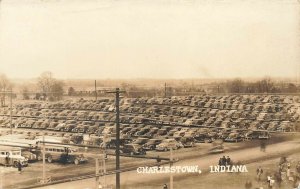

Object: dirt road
[35,138,300,189]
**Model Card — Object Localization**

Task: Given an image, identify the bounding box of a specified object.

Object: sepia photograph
[0,0,300,189]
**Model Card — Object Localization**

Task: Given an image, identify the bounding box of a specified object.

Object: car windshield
[228,133,238,137]
[133,139,145,144]
[12,151,21,156]
[127,145,136,150]
[148,140,157,144]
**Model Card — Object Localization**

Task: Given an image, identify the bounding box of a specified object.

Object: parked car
[142,139,162,151]
[258,131,271,140]
[194,133,213,143]
[120,144,146,155]
[224,132,243,142]
[156,139,183,151]
[179,137,195,148]
[132,138,149,145]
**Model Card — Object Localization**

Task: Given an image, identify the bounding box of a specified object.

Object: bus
[36,144,87,165]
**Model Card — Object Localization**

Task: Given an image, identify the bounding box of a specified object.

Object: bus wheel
[74,159,79,165]
[47,156,53,163]
[14,161,18,168]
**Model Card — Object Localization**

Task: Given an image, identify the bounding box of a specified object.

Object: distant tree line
[212,78,299,94]
[66,82,206,98]
[20,71,64,101]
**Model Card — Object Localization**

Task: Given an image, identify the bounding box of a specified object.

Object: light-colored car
[156,139,183,151]
[0,147,28,167]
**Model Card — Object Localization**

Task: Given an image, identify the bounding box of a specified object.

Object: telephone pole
[9,89,12,134]
[42,134,46,183]
[106,88,125,189]
[95,158,100,189]
[170,147,174,189]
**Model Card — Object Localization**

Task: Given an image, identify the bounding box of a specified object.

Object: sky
[0,0,299,79]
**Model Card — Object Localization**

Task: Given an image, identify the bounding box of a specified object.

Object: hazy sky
[0,0,299,79]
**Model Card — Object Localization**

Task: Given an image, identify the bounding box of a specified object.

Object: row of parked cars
[104,128,270,155]
[0,95,299,133]
[129,95,299,107]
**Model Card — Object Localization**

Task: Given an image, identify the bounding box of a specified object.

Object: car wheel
[74,158,79,165]
[37,154,43,161]
[14,161,18,168]
[47,156,53,163]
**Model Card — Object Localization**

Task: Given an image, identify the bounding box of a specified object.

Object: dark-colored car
[120,144,146,155]
[142,139,162,151]
[194,134,213,143]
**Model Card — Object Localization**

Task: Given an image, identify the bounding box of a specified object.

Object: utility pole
[103,153,107,187]
[106,88,125,189]
[0,169,3,189]
[42,134,46,183]
[95,80,97,101]
[95,158,99,189]
[97,153,107,189]
[9,89,12,134]
[170,147,174,189]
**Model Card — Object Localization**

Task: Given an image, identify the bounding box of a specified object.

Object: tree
[21,86,30,100]
[51,80,64,101]
[0,74,12,106]
[286,83,297,93]
[37,72,64,101]
[255,78,275,93]
[37,72,54,94]
[68,87,76,96]
[227,78,244,93]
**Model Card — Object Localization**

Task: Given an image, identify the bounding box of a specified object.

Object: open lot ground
[1,132,296,189]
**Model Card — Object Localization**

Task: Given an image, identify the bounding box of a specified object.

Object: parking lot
[0,95,299,188]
